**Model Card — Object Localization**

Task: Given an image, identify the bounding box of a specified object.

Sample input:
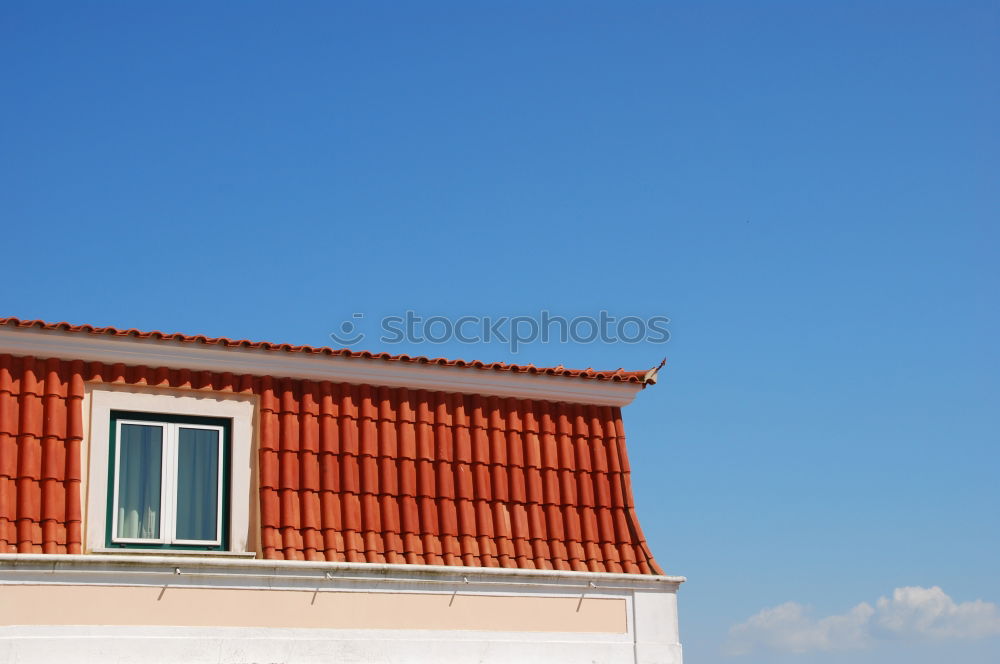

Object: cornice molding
[0,327,644,406]
[0,553,685,587]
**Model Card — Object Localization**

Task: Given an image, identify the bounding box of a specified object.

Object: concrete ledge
[0,553,685,589]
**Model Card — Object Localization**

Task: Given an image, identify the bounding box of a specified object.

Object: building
[0,317,684,663]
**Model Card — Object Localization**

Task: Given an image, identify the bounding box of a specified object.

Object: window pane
[175,427,220,541]
[116,424,163,539]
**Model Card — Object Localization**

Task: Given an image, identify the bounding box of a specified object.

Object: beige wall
[0,584,626,633]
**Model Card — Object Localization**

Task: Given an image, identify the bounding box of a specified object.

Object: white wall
[0,554,684,664]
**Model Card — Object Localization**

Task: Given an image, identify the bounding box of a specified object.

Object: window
[106,411,230,550]
[87,387,253,554]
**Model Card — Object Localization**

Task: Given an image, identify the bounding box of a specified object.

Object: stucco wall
[0,584,627,632]
[0,554,683,664]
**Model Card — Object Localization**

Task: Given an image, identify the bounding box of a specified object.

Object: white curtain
[175,427,219,541]
[116,424,162,539]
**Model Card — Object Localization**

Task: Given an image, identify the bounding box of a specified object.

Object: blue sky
[2,2,998,661]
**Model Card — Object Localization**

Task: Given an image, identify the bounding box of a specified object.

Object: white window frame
[110,418,226,547]
[85,385,256,555]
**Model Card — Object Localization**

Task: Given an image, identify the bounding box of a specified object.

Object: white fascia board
[0,327,645,406]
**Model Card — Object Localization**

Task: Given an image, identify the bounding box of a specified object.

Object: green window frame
[106,410,231,551]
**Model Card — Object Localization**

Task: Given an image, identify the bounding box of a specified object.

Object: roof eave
[0,325,647,407]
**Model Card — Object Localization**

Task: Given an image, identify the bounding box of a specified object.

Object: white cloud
[726,599,874,655]
[726,586,1000,656]
[874,586,1000,640]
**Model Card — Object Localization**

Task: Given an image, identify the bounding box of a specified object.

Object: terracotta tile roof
[255,378,662,573]
[0,318,661,385]
[0,317,666,573]
[0,354,663,574]
[0,356,83,554]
